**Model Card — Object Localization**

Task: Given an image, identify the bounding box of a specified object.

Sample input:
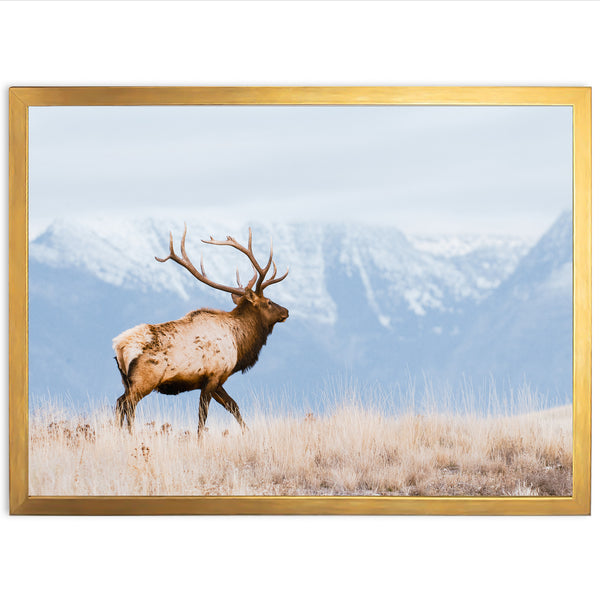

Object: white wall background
[1,2,597,599]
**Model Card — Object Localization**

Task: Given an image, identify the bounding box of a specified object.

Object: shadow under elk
[112,226,289,434]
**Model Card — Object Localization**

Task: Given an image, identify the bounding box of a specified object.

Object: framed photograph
[9,86,591,515]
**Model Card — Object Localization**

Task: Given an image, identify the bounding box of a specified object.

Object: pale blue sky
[29,105,572,236]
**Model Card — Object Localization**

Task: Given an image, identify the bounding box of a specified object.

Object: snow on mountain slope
[500,210,572,298]
[410,234,537,291]
[30,217,533,326]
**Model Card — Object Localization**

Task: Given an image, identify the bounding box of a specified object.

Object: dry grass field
[29,397,572,496]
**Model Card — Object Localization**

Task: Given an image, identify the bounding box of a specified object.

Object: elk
[112,226,289,434]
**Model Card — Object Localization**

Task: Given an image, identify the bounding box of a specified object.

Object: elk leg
[116,394,138,432]
[116,394,135,428]
[116,394,128,427]
[125,397,140,430]
[117,359,161,432]
[116,373,152,432]
[198,391,212,435]
[213,386,247,430]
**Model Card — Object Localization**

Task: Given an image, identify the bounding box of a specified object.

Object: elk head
[155,225,290,328]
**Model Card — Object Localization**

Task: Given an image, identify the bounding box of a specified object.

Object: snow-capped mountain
[30,218,532,324]
[28,214,571,409]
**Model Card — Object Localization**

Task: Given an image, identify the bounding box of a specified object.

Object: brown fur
[113,290,288,433]
[230,303,271,373]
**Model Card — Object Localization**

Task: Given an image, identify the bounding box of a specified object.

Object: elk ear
[231,289,260,306]
[244,289,261,306]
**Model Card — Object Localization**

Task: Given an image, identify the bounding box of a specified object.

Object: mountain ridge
[30,218,534,321]
[28,213,572,409]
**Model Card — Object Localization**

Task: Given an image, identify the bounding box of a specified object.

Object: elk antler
[202,227,289,295]
[261,260,290,291]
[155,224,255,295]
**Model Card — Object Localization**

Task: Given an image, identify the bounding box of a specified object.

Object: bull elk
[112,226,289,434]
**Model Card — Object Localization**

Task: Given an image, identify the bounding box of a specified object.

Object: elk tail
[114,356,130,390]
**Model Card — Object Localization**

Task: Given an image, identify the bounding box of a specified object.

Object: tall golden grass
[29,397,572,496]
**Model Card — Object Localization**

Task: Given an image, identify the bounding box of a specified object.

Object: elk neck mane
[229,301,273,373]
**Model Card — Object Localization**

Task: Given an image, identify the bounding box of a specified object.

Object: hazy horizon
[29,105,572,237]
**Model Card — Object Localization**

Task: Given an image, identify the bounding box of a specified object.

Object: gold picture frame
[9,86,591,515]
